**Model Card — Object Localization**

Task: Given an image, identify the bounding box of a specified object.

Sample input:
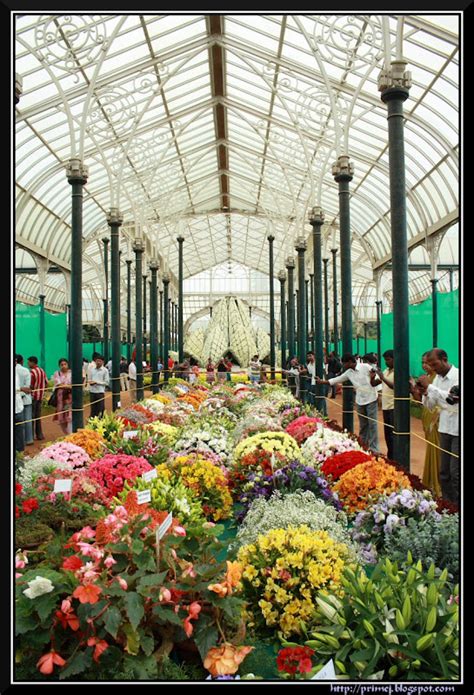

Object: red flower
[321,451,372,481]
[22,498,39,514]
[16,483,23,496]
[73,584,102,604]
[16,506,20,519]
[277,646,315,675]
[37,650,66,675]
[87,637,109,662]
[62,555,84,571]
[55,607,80,631]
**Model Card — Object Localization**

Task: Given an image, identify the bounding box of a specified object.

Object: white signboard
[54,479,73,493]
[311,659,336,680]
[123,430,139,439]
[156,512,173,540]
[142,469,158,482]
[136,489,151,505]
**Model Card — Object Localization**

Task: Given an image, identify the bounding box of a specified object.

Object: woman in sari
[412,352,441,497]
[52,357,72,435]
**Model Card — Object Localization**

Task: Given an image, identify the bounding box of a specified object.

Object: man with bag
[27,356,47,440]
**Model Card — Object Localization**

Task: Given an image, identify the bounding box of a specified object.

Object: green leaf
[139,632,155,656]
[136,571,168,594]
[59,650,93,680]
[194,622,219,662]
[122,654,158,679]
[123,623,140,655]
[124,592,144,632]
[152,605,183,626]
[103,606,122,639]
[35,593,60,623]
[131,538,145,555]
[19,628,51,648]
[434,634,449,678]
[134,550,156,572]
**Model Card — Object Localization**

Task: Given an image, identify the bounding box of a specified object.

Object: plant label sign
[157,512,173,540]
[137,489,151,505]
[317,422,324,432]
[311,659,336,680]
[123,430,139,439]
[54,479,73,494]
[142,469,158,482]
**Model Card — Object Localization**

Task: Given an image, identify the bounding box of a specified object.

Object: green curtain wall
[15,301,67,378]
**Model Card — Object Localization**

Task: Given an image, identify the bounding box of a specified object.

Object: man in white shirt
[15,368,25,453]
[316,353,380,452]
[372,350,394,460]
[16,354,33,445]
[416,348,459,504]
[88,354,110,418]
[128,359,137,402]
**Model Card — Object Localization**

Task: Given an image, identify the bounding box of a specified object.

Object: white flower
[23,576,55,599]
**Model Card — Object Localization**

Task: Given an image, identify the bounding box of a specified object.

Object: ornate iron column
[159,289,163,363]
[15,73,22,105]
[126,259,132,361]
[170,299,174,354]
[286,256,296,360]
[323,258,330,355]
[309,273,314,348]
[268,235,276,380]
[331,248,338,355]
[305,278,310,353]
[295,237,307,365]
[143,272,148,365]
[309,206,326,413]
[133,239,145,402]
[376,300,382,365]
[102,237,109,363]
[175,302,179,353]
[278,270,286,372]
[107,208,123,411]
[66,303,71,366]
[379,60,412,469]
[66,159,88,431]
[177,236,184,361]
[149,259,159,393]
[162,274,170,381]
[332,155,354,431]
[364,322,368,354]
[39,294,46,371]
[431,278,438,346]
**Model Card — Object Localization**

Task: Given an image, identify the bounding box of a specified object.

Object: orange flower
[204,643,253,677]
[72,584,102,604]
[37,650,66,675]
[225,561,242,589]
[183,601,201,636]
[87,637,109,662]
[208,583,228,598]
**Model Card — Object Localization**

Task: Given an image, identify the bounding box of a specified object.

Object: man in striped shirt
[27,356,47,440]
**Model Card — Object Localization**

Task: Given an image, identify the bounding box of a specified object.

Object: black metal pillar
[449,269,454,293]
[305,279,310,353]
[175,302,179,353]
[66,303,71,367]
[309,207,326,413]
[333,156,354,431]
[159,289,163,364]
[39,294,46,372]
[309,273,314,346]
[66,159,88,431]
[331,248,338,355]
[107,209,123,411]
[364,322,368,354]
[143,273,147,365]
[133,239,144,402]
[170,299,174,354]
[149,260,159,393]
[323,258,330,356]
[163,275,170,381]
[102,237,109,363]
[431,278,438,347]
[177,236,184,361]
[278,270,286,373]
[268,235,276,380]
[295,238,307,365]
[126,260,132,362]
[376,300,382,366]
[286,256,295,360]
[379,60,411,470]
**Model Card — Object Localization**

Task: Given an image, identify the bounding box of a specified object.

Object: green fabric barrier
[15,301,67,378]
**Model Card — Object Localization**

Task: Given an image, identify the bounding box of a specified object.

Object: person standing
[373,350,395,460]
[15,366,25,453]
[16,355,33,446]
[157,357,163,385]
[119,356,129,391]
[249,354,261,385]
[88,354,109,418]
[285,356,301,399]
[416,349,459,504]
[206,357,215,384]
[316,353,380,453]
[327,352,341,399]
[225,357,233,383]
[27,356,47,441]
[301,351,316,406]
[53,358,72,435]
[217,358,227,382]
[128,358,137,402]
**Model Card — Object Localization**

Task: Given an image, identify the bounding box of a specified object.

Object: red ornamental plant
[321,450,373,481]
[229,449,285,495]
[285,416,324,445]
[87,454,153,500]
[277,646,315,676]
[15,482,40,518]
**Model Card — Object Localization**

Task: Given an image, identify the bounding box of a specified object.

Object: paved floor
[23,384,428,479]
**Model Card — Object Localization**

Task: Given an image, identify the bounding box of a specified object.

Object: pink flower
[104,555,117,569]
[159,587,171,602]
[173,526,186,537]
[115,576,128,591]
[37,650,66,675]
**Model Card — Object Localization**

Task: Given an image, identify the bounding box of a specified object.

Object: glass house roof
[14,13,460,326]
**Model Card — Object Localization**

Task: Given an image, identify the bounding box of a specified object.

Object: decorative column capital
[15,73,23,104]
[176,236,185,244]
[378,60,411,99]
[125,258,132,266]
[278,269,286,283]
[267,234,275,243]
[294,236,307,253]
[66,158,89,184]
[162,272,170,284]
[106,208,123,226]
[309,206,325,226]
[132,238,145,253]
[332,155,354,182]
[285,256,295,270]
[323,257,329,265]
[149,258,159,272]
[331,248,338,256]
[102,236,110,246]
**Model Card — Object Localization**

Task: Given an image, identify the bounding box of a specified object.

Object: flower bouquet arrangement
[351,489,440,559]
[279,404,315,429]
[228,449,286,497]
[155,455,232,521]
[285,416,325,445]
[141,398,167,415]
[116,403,158,428]
[85,411,125,442]
[118,475,205,526]
[34,469,111,509]
[40,442,91,469]
[237,460,341,521]
[232,413,283,445]
[333,458,412,515]
[321,450,373,482]
[64,429,106,461]
[301,428,365,468]
[169,449,227,475]
[154,409,189,428]
[106,430,169,467]
[143,421,180,447]
[237,526,350,638]
[235,491,356,557]
[87,454,154,500]
[233,431,301,468]
[148,392,173,404]
[16,454,59,489]
[300,556,459,680]
[174,425,231,464]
